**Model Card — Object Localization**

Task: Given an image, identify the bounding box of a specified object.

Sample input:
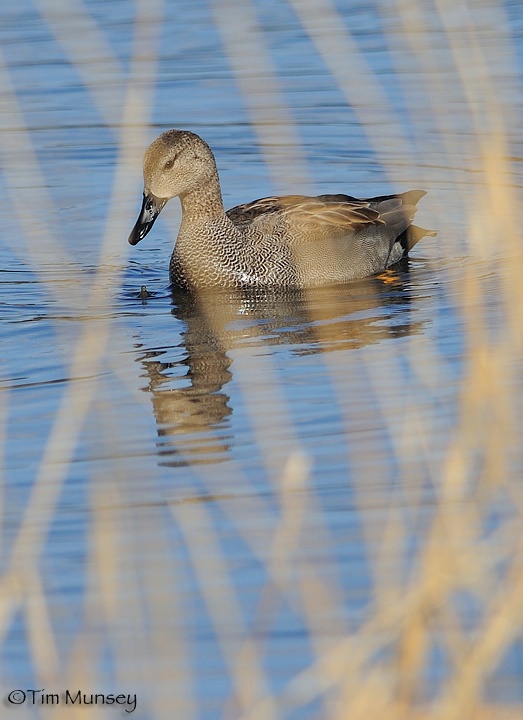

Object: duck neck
[179,173,228,226]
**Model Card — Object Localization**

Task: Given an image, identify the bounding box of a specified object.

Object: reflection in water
[137,294,234,467]
[138,268,425,466]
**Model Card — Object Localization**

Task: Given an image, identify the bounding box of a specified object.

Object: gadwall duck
[129,130,433,289]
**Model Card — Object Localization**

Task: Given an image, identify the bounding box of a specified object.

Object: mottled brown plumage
[128,130,434,289]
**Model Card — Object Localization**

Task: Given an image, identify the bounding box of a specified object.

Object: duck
[128,129,434,289]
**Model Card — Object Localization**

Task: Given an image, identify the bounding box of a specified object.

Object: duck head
[128,129,218,245]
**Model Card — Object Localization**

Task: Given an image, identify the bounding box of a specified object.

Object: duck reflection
[138,267,424,466]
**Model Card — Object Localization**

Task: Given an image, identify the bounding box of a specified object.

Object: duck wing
[227,194,381,230]
[227,191,432,247]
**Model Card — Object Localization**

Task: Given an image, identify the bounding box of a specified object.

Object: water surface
[1,0,523,717]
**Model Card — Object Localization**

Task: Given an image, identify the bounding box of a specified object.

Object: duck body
[129,130,433,289]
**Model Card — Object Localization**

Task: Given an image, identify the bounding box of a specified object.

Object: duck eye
[164,157,175,170]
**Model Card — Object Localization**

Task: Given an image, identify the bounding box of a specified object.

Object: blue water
[1,0,523,717]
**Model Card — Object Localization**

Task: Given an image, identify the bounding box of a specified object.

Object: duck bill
[128,192,167,245]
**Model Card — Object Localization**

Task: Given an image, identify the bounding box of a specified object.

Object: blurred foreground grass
[1,0,522,718]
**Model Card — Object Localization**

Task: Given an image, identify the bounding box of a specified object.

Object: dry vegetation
[1,0,522,718]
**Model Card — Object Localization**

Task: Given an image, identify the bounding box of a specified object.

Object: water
[1,0,523,717]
